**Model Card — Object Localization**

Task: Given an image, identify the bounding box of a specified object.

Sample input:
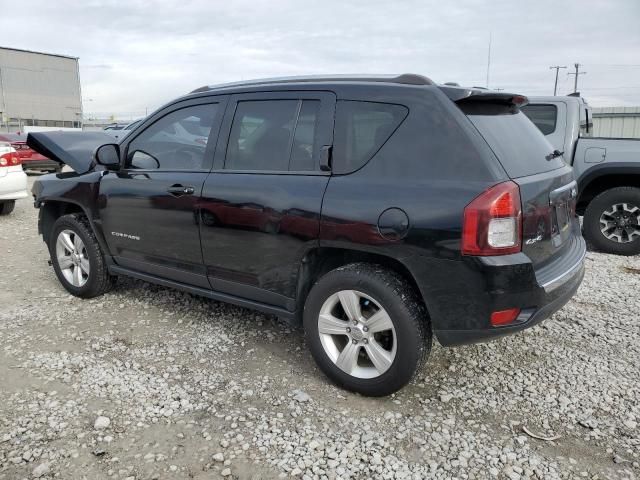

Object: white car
[0,142,28,215]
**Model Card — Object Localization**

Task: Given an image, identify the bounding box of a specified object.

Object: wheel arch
[39,200,112,259]
[294,246,430,325]
[577,165,640,215]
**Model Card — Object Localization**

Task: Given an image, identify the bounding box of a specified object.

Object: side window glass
[126,104,218,170]
[290,100,320,171]
[520,104,558,136]
[333,101,408,174]
[226,100,298,171]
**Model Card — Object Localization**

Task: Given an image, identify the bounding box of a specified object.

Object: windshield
[467,109,565,178]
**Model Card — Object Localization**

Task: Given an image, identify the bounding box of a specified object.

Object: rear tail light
[0,152,20,167]
[462,181,522,256]
[490,308,521,326]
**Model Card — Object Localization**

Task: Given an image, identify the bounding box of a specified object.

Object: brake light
[0,152,20,167]
[462,181,522,255]
[490,308,521,326]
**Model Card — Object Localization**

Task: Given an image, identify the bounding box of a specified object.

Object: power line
[549,65,567,95]
[583,64,640,68]
[567,63,586,93]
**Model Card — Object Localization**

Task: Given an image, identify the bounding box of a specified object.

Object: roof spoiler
[438,85,529,107]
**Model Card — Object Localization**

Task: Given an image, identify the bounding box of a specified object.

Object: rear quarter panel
[320,85,507,332]
[573,137,640,184]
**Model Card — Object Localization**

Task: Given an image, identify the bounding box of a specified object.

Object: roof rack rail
[189,73,433,94]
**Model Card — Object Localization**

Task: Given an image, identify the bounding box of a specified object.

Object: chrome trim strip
[541,242,587,292]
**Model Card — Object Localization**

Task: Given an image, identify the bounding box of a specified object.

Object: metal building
[0,46,82,132]
[592,106,640,139]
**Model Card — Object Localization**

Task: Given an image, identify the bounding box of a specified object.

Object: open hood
[26,131,116,174]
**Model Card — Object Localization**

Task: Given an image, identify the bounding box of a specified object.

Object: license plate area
[550,181,577,247]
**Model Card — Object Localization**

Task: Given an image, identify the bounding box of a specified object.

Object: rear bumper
[414,234,587,347]
[0,169,29,200]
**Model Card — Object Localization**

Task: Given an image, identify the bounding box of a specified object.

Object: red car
[0,133,60,173]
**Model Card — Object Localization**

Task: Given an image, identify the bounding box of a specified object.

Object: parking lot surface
[1,178,639,480]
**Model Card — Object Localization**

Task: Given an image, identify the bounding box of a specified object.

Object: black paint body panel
[30,78,586,347]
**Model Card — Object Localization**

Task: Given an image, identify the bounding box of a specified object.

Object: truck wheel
[49,213,115,298]
[0,200,16,215]
[303,263,431,396]
[583,186,640,256]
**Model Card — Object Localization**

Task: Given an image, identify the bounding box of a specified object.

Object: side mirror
[95,144,120,168]
[130,150,160,170]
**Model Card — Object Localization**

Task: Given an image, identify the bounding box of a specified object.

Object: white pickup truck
[523,95,640,255]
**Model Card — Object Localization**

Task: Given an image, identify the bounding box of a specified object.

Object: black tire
[49,213,115,298]
[303,263,431,396]
[583,187,640,256]
[0,200,16,216]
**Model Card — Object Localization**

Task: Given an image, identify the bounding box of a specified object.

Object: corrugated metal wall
[592,106,640,139]
[0,47,82,130]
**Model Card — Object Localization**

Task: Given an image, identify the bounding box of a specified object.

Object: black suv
[28,74,586,396]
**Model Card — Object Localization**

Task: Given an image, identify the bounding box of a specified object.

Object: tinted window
[127,104,218,170]
[226,100,320,171]
[333,101,408,174]
[290,100,320,171]
[468,110,564,178]
[521,104,557,135]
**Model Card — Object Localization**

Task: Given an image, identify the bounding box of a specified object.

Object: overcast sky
[2,0,639,118]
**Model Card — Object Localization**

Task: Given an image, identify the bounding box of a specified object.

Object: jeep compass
[28,74,586,396]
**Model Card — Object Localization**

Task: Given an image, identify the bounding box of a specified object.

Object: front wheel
[49,213,114,298]
[303,263,431,396]
[583,187,640,256]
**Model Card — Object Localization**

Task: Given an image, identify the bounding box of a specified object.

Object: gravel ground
[1,177,639,480]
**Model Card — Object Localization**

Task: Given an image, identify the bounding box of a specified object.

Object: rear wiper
[545,149,564,161]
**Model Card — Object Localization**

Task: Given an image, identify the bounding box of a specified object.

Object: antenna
[486,32,492,88]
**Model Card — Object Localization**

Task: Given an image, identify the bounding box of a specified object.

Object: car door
[200,91,335,310]
[98,97,227,288]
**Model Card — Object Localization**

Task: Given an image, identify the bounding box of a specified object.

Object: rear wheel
[0,200,16,215]
[303,263,430,396]
[584,187,640,256]
[49,213,114,298]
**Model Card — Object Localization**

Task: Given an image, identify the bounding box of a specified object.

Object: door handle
[167,185,195,196]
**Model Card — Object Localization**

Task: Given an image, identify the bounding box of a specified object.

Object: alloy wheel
[55,229,90,287]
[317,290,397,379]
[599,202,640,243]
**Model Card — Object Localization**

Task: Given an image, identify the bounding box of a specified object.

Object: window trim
[120,97,228,172]
[521,103,558,136]
[212,91,336,175]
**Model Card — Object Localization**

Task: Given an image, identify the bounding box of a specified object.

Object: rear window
[520,104,557,135]
[466,109,565,178]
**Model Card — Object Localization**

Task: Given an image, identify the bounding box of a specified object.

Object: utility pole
[567,63,586,93]
[549,65,567,95]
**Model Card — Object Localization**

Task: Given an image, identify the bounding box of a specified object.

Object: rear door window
[521,104,557,135]
[333,101,408,174]
[225,99,321,172]
[467,109,565,178]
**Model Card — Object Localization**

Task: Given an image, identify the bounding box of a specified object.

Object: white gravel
[0,180,639,479]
